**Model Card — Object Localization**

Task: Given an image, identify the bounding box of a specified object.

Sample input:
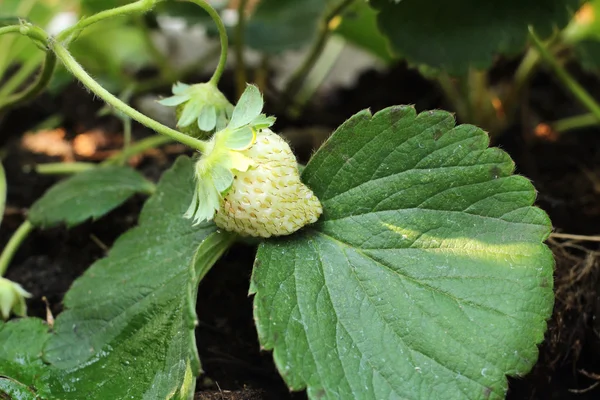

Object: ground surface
[1,63,600,399]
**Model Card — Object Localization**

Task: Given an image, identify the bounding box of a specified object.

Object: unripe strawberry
[214,129,322,237]
[184,84,322,237]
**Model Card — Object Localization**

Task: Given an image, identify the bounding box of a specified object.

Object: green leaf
[371,0,578,74]
[0,318,50,388]
[42,157,234,399]
[251,106,553,399]
[0,377,38,399]
[246,0,330,53]
[28,166,154,228]
[229,85,264,130]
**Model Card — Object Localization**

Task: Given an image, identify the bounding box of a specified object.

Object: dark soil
[1,61,600,399]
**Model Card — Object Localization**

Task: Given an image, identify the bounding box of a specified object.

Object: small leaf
[198,105,217,131]
[228,85,263,130]
[250,114,276,130]
[212,164,234,193]
[177,99,203,127]
[28,166,154,228]
[42,157,235,398]
[157,94,189,106]
[172,81,190,95]
[252,106,553,399]
[224,126,255,151]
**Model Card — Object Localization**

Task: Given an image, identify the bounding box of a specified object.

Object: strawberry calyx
[184,85,276,225]
[158,81,234,135]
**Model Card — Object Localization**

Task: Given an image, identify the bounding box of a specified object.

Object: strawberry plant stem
[529,26,600,123]
[51,41,208,152]
[185,0,229,86]
[0,220,33,276]
[0,25,57,111]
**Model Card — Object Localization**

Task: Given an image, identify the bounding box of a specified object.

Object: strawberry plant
[0,0,578,399]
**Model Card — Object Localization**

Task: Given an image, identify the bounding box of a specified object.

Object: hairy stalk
[51,40,207,152]
[283,0,356,102]
[184,0,228,86]
[529,27,600,123]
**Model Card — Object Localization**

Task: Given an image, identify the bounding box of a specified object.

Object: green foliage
[28,166,154,228]
[246,0,330,53]
[0,318,49,389]
[371,0,578,74]
[251,106,554,399]
[0,158,234,399]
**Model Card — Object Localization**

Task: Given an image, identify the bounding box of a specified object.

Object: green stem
[0,53,42,99]
[185,0,228,86]
[234,0,249,98]
[551,113,598,133]
[0,51,56,111]
[0,24,56,110]
[0,220,33,276]
[283,0,355,101]
[50,40,207,152]
[529,26,600,122]
[34,162,97,175]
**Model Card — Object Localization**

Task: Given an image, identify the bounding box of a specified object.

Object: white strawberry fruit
[184,84,322,238]
[214,129,322,238]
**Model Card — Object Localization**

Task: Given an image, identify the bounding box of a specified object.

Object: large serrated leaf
[371,0,578,74]
[251,106,554,399]
[0,318,50,387]
[38,157,234,399]
[28,165,154,228]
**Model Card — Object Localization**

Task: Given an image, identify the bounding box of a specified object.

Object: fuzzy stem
[529,27,600,123]
[0,220,33,277]
[184,0,228,86]
[51,40,208,152]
